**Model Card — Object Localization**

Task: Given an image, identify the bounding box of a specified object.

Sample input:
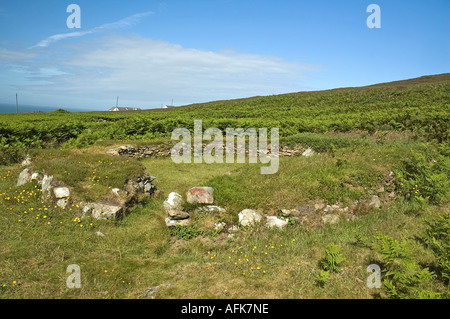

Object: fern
[319,244,345,273]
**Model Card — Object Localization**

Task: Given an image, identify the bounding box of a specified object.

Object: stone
[186,187,214,204]
[238,209,263,227]
[17,168,32,186]
[82,203,95,217]
[302,147,316,157]
[323,205,335,214]
[95,231,105,237]
[106,148,119,156]
[31,172,40,180]
[266,216,289,229]
[314,202,326,211]
[280,209,299,217]
[163,192,184,211]
[165,217,190,228]
[41,175,54,199]
[163,192,188,219]
[111,188,124,196]
[228,225,240,233]
[56,198,69,208]
[167,209,190,220]
[369,195,381,209]
[195,205,226,214]
[91,204,123,220]
[322,214,339,225]
[53,187,70,199]
[141,283,173,299]
[21,155,32,166]
[214,222,226,230]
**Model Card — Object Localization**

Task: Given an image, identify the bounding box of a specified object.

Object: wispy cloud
[30,11,153,48]
[12,34,322,109]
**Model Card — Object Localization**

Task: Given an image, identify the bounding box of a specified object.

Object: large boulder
[238,209,263,227]
[186,187,214,204]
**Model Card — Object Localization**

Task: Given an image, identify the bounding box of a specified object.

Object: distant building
[109,107,141,112]
[163,105,175,109]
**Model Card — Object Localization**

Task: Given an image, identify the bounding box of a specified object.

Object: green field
[0,74,449,299]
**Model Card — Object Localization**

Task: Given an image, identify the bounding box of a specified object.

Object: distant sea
[0,103,91,114]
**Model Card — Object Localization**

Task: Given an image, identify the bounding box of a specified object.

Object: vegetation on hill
[0,74,448,164]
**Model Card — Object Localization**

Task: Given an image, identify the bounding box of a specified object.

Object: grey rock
[266,216,289,229]
[167,209,190,220]
[369,195,381,209]
[322,214,340,225]
[214,222,226,230]
[238,209,263,227]
[195,205,226,214]
[17,168,32,186]
[302,147,316,157]
[56,198,69,208]
[21,155,32,166]
[141,283,173,299]
[91,204,123,220]
[165,217,190,228]
[41,175,54,200]
[228,225,240,233]
[53,187,70,199]
[163,192,184,212]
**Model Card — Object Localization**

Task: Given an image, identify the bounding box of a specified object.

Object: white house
[109,107,141,112]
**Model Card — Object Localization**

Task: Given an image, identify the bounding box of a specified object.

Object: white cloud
[30,11,153,48]
[2,33,321,109]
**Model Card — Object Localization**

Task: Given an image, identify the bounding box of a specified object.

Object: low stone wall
[107,144,313,159]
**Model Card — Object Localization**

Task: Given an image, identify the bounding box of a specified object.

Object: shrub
[423,213,450,284]
[319,244,345,273]
[373,233,436,299]
[395,148,449,205]
[315,270,330,287]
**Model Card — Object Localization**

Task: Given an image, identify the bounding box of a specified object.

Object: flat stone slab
[53,187,70,199]
[186,187,214,204]
[165,217,190,228]
[84,203,123,220]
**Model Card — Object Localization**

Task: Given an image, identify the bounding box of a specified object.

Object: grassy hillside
[0,74,448,299]
[0,73,448,164]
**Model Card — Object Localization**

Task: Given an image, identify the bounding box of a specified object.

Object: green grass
[0,133,448,299]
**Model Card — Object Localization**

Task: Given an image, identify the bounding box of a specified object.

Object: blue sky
[0,0,448,111]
